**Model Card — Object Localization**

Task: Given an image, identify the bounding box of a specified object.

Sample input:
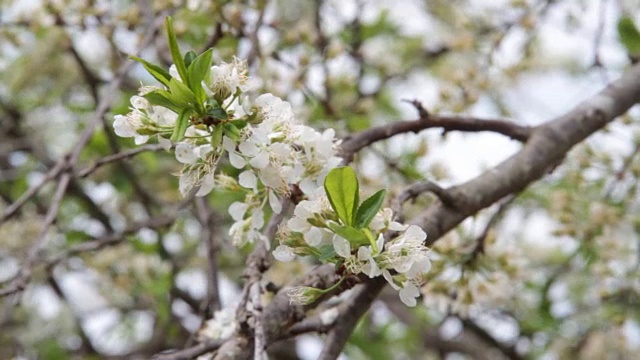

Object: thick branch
[318,277,386,360]
[414,62,640,243]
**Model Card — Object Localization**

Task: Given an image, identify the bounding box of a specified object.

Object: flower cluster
[276,186,432,307]
[114,18,430,308]
[114,20,341,247]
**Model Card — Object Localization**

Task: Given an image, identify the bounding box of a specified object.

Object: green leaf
[230,119,248,129]
[318,244,337,262]
[618,17,640,56]
[206,98,219,108]
[328,222,369,246]
[187,48,213,102]
[165,17,189,87]
[171,108,191,142]
[144,90,181,113]
[324,167,359,226]
[169,77,197,107]
[207,105,228,120]
[355,189,387,229]
[223,122,241,141]
[184,50,197,68]
[211,124,223,147]
[130,56,172,87]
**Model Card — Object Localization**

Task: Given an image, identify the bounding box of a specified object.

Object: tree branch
[152,338,225,360]
[340,108,532,163]
[413,62,640,244]
[318,277,386,360]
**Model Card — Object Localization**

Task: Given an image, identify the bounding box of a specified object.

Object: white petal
[222,136,236,152]
[298,178,317,195]
[169,64,181,81]
[332,236,351,258]
[229,152,247,169]
[249,151,270,169]
[178,171,196,197]
[407,257,432,278]
[293,201,313,219]
[259,166,284,189]
[268,191,282,214]
[304,227,323,247]
[287,217,309,232]
[388,221,408,231]
[405,225,427,242]
[399,282,420,307]
[158,136,172,151]
[175,143,198,164]
[134,134,150,145]
[196,172,216,197]
[197,144,214,158]
[382,270,400,290]
[113,115,136,138]
[273,245,296,262]
[251,208,265,229]
[238,141,259,156]
[393,259,413,274]
[375,235,385,254]
[130,95,149,109]
[238,170,257,189]
[229,202,249,221]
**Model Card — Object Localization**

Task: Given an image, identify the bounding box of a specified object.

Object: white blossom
[205,58,255,101]
[273,245,296,262]
[399,282,421,307]
[381,225,430,275]
[199,307,237,340]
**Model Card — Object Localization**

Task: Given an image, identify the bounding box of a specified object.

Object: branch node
[402,99,430,119]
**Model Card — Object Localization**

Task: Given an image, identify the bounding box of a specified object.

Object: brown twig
[340,102,531,163]
[468,195,516,259]
[151,339,225,360]
[1,159,67,222]
[392,180,462,223]
[77,143,166,178]
[0,17,165,299]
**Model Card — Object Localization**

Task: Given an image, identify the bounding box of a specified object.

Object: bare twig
[469,195,516,259]
[461,318,523,360]
[151,339,225,360]
[0,16,165,300]
[340,106,531,163]
[603,141,640,198]
[1,159,66,222]
[77,144,165,178]
[391,180,461,223]
[0,172,71,298]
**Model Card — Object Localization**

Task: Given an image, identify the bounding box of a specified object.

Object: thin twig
[77,143,165,178]
[0,18,165,299]
[151,339,225,360]
[0,172,71,298]
[469,195,516,259]
[1,159,66,222]
[340,106,531,163]
[392,181,460,223]
[603,141,640,198]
